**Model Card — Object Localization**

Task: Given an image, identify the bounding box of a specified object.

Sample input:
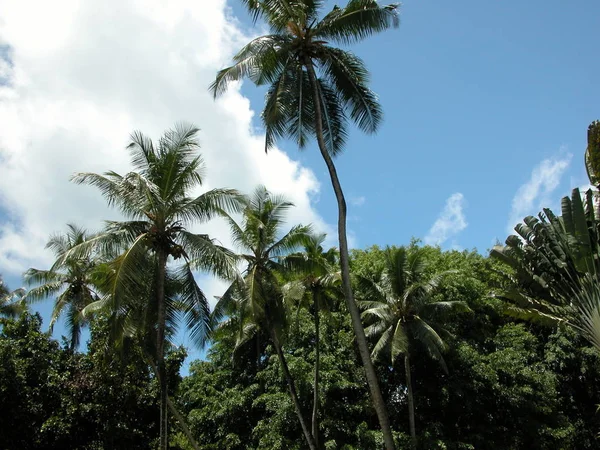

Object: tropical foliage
[490,186,600,351]
[0,0,598,445]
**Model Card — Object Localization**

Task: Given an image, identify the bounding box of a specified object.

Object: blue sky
[233,0,600,252]
[0,0,598,364]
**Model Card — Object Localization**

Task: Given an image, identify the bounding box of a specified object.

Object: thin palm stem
[312,288,321,449]
[304,58,395,450]
[405,353,416,447]
[270,328,317,450]
[156,249,169,450]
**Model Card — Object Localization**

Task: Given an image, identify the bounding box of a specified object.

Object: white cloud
[0,0,333,306]
[506,152,572,234]
[350,195,366,206]
[424,193,467,247]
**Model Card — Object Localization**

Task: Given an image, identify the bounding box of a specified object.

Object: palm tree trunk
[304,60,396,450]
[167,396,201,450]
[270,328,317,450]
[148,356,201,450]
[312,289,320,449]
[156,249,169,450]
[405,353,416,446]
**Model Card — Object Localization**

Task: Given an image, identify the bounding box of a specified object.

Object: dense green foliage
[170,246,600,449]
[0,312,181,449]
[4,242,600,449]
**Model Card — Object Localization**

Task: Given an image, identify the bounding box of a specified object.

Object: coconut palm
[213,185,316,449]
[357,246,468,444]
[69,123,240,450]
[282,233,340,447]
[24,224,99,349]
[210,2,400,446]
[0,276,25,318]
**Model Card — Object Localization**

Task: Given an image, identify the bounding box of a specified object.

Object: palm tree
[24,224,99,349]
[283,233,340,448]
[213,185,316,449]
[69,123,240,450]
[210,2,400,446]
[357,246,468,444]
[0,276,25,318]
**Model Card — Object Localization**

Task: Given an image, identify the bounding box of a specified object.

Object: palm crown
[211,0,399,155]
[70,123,240,347]
[0,277,25,319]
[24,224,99,349]
[215,185,312,339]
[358,246,466,369]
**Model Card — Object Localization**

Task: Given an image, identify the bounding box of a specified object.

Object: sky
[0,0,599,363]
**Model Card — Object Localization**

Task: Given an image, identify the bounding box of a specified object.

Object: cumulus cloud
[424,193,468,247]
[0,0,333,304]
[506,152,572,234]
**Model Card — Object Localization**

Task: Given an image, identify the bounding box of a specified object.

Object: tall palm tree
[283,233,340,448]
[213,185,316,449]
[69,123,240,450]
[210,2,400,446]
[24,224,99,349]
[0,276,25,318]
[357,246,468,444]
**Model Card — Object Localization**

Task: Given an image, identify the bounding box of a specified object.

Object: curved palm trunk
[270,328,317,450]
[304,60,396,450]
[156,249,169,450]
[405,353,416,447]
[312,289,321,449]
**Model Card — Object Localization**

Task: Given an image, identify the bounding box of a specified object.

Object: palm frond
[410,317,448,374]
[315,0,400,45]
[177,188,244,224]
[175,263,212,349]
[178,230,240,281]
[71,171,149,219]
[23,281,65,304]
[319,47,381,134]
[210,35,292,97]
[267,224,312,258]
[23,268,65,286]
[0,286,26,318]
[390,320,408,364]
[371,326,393,361]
